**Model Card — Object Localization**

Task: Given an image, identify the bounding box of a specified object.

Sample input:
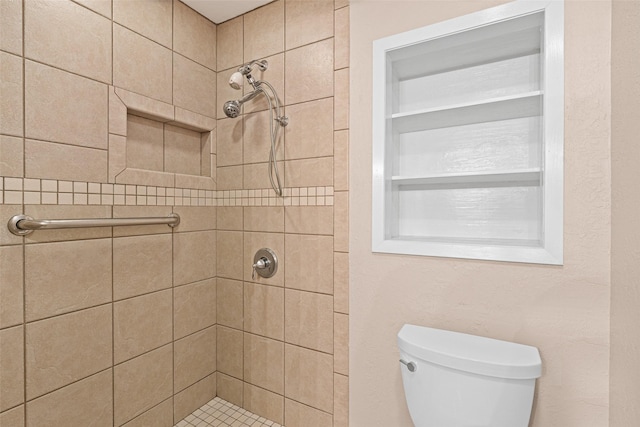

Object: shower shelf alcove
[108,86,216,190]
[372,0,564,265]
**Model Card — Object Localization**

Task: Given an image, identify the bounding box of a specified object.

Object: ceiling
[181,0,274,24]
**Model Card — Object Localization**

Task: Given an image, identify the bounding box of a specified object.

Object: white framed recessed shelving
[372,0,564,264]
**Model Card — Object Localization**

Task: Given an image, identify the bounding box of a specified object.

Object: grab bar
[7,213,180,236]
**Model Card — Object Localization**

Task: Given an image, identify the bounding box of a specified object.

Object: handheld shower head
[223,89,264,119]
[223,100,241,118]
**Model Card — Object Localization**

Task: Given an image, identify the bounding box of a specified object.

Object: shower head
[229,71,243,90]
[223,89,263,119]
[223,100,241,118]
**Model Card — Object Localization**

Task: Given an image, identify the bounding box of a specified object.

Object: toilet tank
[397,324,542,427]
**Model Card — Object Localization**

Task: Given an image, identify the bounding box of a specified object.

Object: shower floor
[174,397,283,427]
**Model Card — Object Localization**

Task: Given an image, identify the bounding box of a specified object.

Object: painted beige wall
[350,1,612,426]
[610,0,640,425]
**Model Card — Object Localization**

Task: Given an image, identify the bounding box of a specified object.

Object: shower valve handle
[252,257,270,280]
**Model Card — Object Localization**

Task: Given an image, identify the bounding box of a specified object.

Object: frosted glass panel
[397,186,541,241]
[395,116,541,176]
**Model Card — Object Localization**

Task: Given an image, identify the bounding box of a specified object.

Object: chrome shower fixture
[222,59,288,197]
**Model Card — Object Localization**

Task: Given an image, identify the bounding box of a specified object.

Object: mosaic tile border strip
[0,177,334,207]
[174,397,282,427]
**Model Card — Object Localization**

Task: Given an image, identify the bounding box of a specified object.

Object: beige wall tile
[0,135,23,177]
[217,278,243,329]
[333,252,349,314]
[285,234,333,293]
[285,289,333,353]
[244,0,284,62]
[245,207,284,233]
[243,383,284,425]
[121,398,173,427]
[334,313,349,375]
[217,16,243,71]
[333,373,349,427]
[0,246,23,328]
[24,205,112,243]
[217,207,243,230]
[113,206,174,237]
[114,290,173,363]
[114,344,173,426]
[244,162,285,190]
[26,305,112,399]
[109,87,127,135]
[113,0,172,48]
[285,398,332,427]
[242,53,285,114]
[113,233,172,300]
[244,333,284,394]
[244,283,284,340]
[217,372,244,407]
[334,0,348,9]
[25,139,107,183]
[217,165,243,190]
[285,0,334,50]
[26,370,113,427]
[173,230,216,286]
[114,87,174,122]
[0,405,24,427]
[25,0,111,83]
[334,130,349,191]
[126,114,164,172]
[173,374,216,423]
[0,326,23,411]
[25,61,108,149]
[109,134,126,182]
[334,68,349,130]
[244,232,285,286]
[173,54,217,118]
[173,0,216,70]
[174,279,217,339]
[202,132,213,176]
[217,117,244,166]
[217,326,244,379]
[284,344,333,413]
[285,39,333,105]
[113,24,172,103]
[285,157,333,187]
[164,123,203,176]
[0,52,23,137]
[334,191,348,252]
[334,6,350,70]
[25,238,112,321]
[172,206,217,233]
[174,326,217,392]
[217,231,244,280]
[243,110,277,164]
[73,0,111,16]
[284,98,333,160]
[285,206,333,235]
[0,0,22,55]
[0,205,24,246]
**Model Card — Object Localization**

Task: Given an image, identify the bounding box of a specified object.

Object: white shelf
[391,92,542,133]
[372,0,564,265]
[391,168,541,189]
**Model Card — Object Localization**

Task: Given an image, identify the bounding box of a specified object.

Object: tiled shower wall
[213,0,349,426]
[1,1,219,426]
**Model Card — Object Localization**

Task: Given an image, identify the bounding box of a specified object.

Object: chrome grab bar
[7,213,180,236]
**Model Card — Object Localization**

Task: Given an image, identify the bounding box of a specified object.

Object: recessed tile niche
[108,86,216,190]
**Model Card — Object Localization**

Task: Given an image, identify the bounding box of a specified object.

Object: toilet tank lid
[397,324,542,380]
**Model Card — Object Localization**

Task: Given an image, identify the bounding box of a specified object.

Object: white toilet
[397,324,542,427]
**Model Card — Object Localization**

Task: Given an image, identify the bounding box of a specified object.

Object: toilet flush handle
[400,359,417,372]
